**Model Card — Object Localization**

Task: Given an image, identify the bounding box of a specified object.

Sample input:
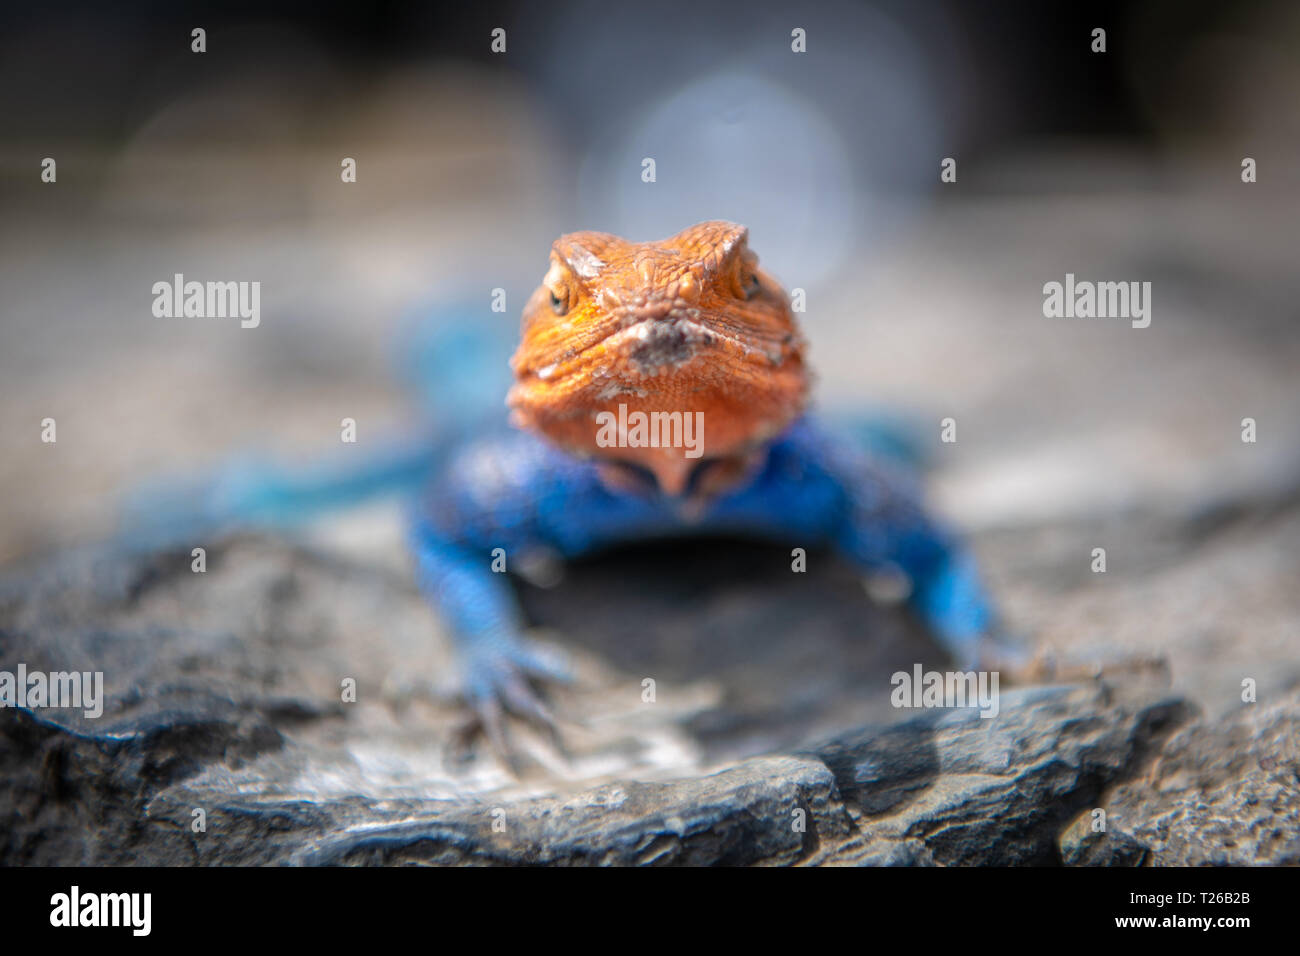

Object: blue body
[407,415,995,708]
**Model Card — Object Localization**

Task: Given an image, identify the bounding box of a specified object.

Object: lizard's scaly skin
[411,221,1000,747]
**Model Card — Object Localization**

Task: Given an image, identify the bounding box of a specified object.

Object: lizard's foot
[450,636,574,771]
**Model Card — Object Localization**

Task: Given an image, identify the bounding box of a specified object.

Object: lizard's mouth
[507,314,808,496]
[516,314,795,387]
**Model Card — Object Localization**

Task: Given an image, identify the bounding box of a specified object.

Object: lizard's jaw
[507,327,807,497]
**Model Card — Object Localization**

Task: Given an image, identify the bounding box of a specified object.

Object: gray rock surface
[1060,693,1300,866]
[8,527,1288,866]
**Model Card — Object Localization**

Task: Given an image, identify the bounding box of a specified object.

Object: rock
[0,671,1196,866]
[1060,694,1300,866]
[0,531,1283,866]
[805,687,1194,865]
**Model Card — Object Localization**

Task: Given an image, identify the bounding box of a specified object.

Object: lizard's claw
[451,637,573,770]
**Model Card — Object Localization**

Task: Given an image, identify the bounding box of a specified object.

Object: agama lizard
[119,220,1016,760]
[408,221,1011,754]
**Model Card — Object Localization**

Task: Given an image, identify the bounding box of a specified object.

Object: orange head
[508,221,808,498]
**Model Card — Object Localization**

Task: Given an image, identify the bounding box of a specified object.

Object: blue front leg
[405,430,650,753]
[407,531,572,751]
[806,420,1000,666]
[695,419,1004,667]
[407,417,1009,757]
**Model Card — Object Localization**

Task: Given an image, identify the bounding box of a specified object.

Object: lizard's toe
[507,638,574,684]
[452,638,572,769]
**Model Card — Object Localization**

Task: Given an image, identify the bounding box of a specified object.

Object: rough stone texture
[1060,694,1300,866]
[5,527,1276,867]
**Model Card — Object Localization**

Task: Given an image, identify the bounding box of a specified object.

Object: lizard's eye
[542,259,574,316]
[547,283,572,315]
[743,273,761,299]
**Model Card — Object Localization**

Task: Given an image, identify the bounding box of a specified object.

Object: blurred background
[1,0,1297,704]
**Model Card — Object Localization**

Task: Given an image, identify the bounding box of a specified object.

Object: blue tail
[116,299,515,547]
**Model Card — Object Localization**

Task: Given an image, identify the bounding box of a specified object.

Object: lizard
[113,219,1026,761]
[407,220,1018,756]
